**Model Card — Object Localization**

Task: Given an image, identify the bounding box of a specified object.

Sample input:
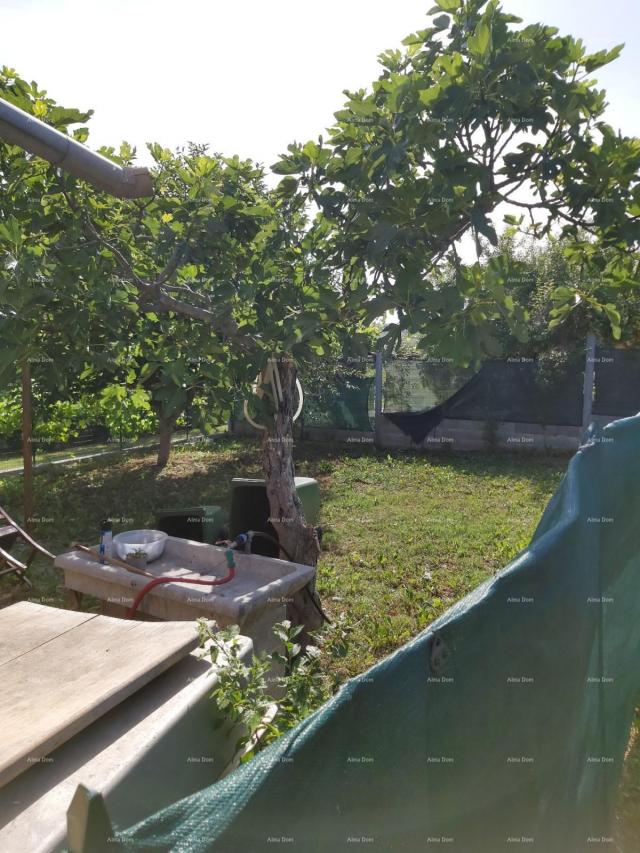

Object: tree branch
[153,291,251,349]
[155,241,188,286]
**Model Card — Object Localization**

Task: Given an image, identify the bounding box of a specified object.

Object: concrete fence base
[232,414,625,453]
[375,416,582,452]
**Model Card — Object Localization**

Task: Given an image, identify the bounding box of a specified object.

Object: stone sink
[56,536,316,654]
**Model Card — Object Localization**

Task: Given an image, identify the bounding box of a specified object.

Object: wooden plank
[0,604,202,788]
[0,602,96,667]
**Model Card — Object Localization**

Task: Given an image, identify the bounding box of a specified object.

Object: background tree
[484,231,640,355]
[59,142,369,575]
[0,68,98,523]
[117,313,236,468]
[275,0,638,364]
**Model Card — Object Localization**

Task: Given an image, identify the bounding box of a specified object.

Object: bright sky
[1,0,639,171]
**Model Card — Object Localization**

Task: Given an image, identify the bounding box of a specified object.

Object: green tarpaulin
[116,414,640,852]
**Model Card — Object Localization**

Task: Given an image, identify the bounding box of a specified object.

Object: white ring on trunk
[243,378,304,431]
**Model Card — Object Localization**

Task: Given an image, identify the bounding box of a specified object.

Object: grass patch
[0,427,211,473]
[616,710,640,849]
[310,447,561,679]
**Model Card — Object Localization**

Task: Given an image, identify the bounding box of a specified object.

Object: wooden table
[0,601,201,789]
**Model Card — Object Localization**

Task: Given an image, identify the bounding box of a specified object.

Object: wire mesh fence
[230,345,640,439]
[383,354,585,425]
[592,347,640,418]
[0,424,199,476]
[6,344,640,471]
[298,356,376,435]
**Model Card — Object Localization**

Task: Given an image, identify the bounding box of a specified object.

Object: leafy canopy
[272,0,638,362]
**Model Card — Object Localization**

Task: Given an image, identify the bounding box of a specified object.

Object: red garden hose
[126,551,236,619]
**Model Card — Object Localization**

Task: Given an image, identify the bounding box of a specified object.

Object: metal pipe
[0,97,153,198]
[582,333,596,431]
[374,350,383,449]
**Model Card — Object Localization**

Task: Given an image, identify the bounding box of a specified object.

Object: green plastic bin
[229,477,320,557]
[155,505,228,545]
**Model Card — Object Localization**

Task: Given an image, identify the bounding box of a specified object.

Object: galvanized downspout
[0,97,153,198]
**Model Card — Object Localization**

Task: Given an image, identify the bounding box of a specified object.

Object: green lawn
[0,427,208,473]
[0,441,115,472]
[616,710,640,850]
[0,436,637,842]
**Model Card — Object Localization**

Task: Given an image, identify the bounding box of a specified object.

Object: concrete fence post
[582,334,596,432]
[374,352,383,448]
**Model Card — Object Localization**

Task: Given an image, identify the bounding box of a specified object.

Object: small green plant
[128,548,148,559]
[198,619,330,763]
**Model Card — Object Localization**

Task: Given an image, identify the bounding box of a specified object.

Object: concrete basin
[56,536,316,654]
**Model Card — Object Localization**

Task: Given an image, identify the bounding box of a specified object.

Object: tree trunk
[21,360,34,531]
[261,356,323,634]
[156,410,177,468]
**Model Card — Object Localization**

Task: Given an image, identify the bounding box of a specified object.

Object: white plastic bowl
[113,529,168,563]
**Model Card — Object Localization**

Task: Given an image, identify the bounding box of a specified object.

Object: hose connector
[225,549,236,570]
[245,530,255,554]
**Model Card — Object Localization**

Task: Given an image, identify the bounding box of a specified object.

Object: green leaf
[433,14,450,29]
[243,203,272,217]
[302,141,321,162]
[584,44,624,73]
[0,216,22,245]
[433,0,459,11]
[471,210,498,245]
[603,304,621,339]
[345,147,363,167]
[72,127,90,143]
[271,159,300,175]
[139,362,158,381]
[551,286,574,302]
[276,176,299,197]
[402,29,438,46]
[419,84,442,107]
[468,20,491,58]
